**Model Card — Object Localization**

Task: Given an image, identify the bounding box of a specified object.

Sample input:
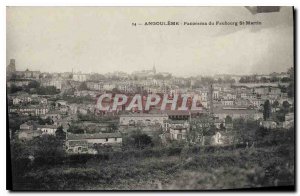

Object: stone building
[119,113,168,126]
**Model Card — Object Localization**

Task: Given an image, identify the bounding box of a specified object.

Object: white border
[1,1,298,195]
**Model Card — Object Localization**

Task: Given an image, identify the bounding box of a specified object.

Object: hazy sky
[7,7,293,76]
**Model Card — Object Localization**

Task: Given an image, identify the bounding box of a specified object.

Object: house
[214,119,224,129]
[103,83,116,91]
[9,107,35,116]
[221,99,234,106]
[214,107,263,121]
[260,120,277,129]
[11,105,49,116]
[20,122,34,130]
[18,130,42,140]
[35,107,49,115]
[86,82,103,91]
[250,98,265,108]
[44,112,62,121]
[65,133,122,154]
[213,90,219,99]
[73,73,88,82]
[69,104,79,114]
[78,107,88,115]
[165,110,191,121]
[119,113,168,126]
[196,131,233,146]
[12,96,32,105]
[235,99,251,107]
[37,125,58,135]
[283,112,294,129]
[40,79,63,90]
[7,80,31,88]
[200,100,208,108]
[210,131,234,146]
[65,140,92,154]
[165,120,189,141]
[40,97,48,105]
[254,87,269,95]
[54,118,71,129]
[200,91,208,101]
[23,69,40,79]
[211,132,223,145]
[55,100,68,107]
[269,87,281,95]
[222,92,237,100]
[73,121,115,133]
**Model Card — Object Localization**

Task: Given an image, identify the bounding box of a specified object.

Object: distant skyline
[7,7,293,77]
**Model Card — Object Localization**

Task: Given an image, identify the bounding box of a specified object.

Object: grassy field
[11,140,294,190]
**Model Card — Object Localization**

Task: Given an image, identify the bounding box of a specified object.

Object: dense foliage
[9,126,294,190]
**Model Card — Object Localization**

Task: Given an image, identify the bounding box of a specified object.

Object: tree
[38,117,53,125]
[270,76,279,83]
[55,126,66,140]
[233,118,258,144]
[36,86,60,95]
[260,77,268,83]
[220,122,226,131]
[272,100,279,109]
[28,80,40,89]
[109,123,118,132]
[225,115,233,125]
[287,83,294,98]
[239,77,246,83]
[93,143,113,153]
[263,100,271,120]
[282,101,291,112]
[29,135,65,165]
[9,84,23,94]
[67,125,85,134]
[217,78,223,84]
[287,67,294,98]
[189,116,215,143]
[132,132,153,149]
[281,77,291,83]
[78,82,88,91]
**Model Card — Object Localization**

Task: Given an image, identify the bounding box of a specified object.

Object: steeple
[152,65,156,74]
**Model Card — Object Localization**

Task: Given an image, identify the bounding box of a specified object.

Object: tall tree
[55,126,66,140]
[282,101,291,113]
[272,100,279,109]
[225,115,233,125]
[263,100,271,120]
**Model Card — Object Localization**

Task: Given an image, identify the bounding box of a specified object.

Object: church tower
[7,59,16,73]
[152,65,156,74]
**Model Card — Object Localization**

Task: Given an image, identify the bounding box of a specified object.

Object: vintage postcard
[6,6,295,190]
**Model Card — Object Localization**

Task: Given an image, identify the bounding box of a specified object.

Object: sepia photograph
[6,6,295,191]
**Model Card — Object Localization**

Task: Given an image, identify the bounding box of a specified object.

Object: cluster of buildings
[7,59,294,154]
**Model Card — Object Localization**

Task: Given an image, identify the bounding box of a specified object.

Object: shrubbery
[10,127,295,190]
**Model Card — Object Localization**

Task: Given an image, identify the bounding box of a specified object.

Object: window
[106,138,108,142]
[115,137,117,141]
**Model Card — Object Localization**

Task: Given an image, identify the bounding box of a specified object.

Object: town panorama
[7,6,295,191]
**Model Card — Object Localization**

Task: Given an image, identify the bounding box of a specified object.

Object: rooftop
[120,113,168,117]
[67,132,122,140]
